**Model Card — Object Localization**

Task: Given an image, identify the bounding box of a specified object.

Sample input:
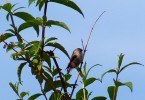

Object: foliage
[101,53,143,100]
[0,1,143,100]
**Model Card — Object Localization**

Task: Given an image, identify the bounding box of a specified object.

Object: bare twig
[84,11,106,52]
[70,71,80,97]
[81,39,85,50]
[52,47,56,52]
[39,83,48,100]
[70,11,106,98]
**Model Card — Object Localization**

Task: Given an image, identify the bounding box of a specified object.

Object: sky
[1,0,145,100]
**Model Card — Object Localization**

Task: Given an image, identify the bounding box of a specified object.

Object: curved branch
[70,11,106,98]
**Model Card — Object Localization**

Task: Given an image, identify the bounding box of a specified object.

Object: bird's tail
[66,63,72,74]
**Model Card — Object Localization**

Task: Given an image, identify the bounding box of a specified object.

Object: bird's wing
[66,54,77,74]
[70,54,77,62]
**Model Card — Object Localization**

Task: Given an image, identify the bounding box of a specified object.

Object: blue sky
[1,0,145,100]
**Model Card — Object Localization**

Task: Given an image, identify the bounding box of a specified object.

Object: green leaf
[124,82,133,92]
[6,29,15,34]
[80,62,87,78]
[43,52,51,67]
[101,69,117,82]
[13,7,25,13]
[118,53,124,68]
[43,66,53,75]
[49,0,84,17]
[11,50,28,58]
[39,0,45,11]
[107,86,115,100]
[36,0,42,6]
[64,74,72,81]
[17,62,27,84]
[76,88,88,100]
[6,43,15,52]
[29,0,35,6]
[0,33,14,43]
[14,12,35,21]
[84,77,97,87]
[43,71,53,82]
[52,68,60,76]
[33,25,40,36]
[18,21,40,36]
[44,82,51,93]
[18,23,32,32]
[120,62,143,73]
[44,37,58,45]
[43,72,53,92]
[29,41,41,55]
[9,82,18,95]
[12,3,18,8]
[88,91,93,99]
[36,17,43,24]
[28,93,42,100]
[0,6,2,10]
[25,40,37,49]
[44,80,70,93]
[115,81,133,92]
[49,92,62,100]
[45,42,70,59]
[49,92,55,100]
[53,80,62,88]
[92,96,107,100]
[6,13,10,21]
[44,80,57,93]
[20,91,29,98]
[36,74,43,84]
[86,64,102,79]
[46,20,70,32]
[2,3,12,12]
[16,42,25,48]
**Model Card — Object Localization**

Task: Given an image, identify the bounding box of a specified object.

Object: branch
[70,71,80,98]
[40,0,48,69]
[70,11,106,98]
[2,41,58,94]
[47,51,70,100]
[10,12,23,42]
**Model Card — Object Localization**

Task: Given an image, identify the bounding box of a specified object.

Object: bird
[66,48,83,74]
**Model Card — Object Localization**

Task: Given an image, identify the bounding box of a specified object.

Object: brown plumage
[66,48,83,74]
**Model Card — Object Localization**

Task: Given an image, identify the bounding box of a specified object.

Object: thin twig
[70,71,80,98]
[52,47,56,52]
[84,11,106,52]
[70,11,106,98]
[81,39,85,50]
[40,83,48,100]
[10,12,23,42]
